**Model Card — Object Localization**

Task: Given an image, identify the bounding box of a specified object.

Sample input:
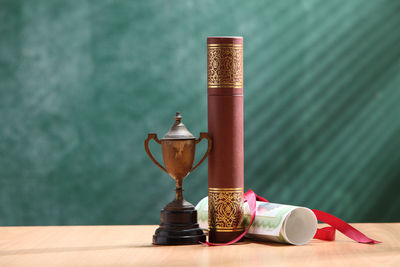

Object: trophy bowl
[145,112,212,245]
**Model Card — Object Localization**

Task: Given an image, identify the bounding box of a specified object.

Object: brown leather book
[207,36,244,243]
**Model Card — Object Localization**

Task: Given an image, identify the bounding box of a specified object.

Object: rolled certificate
[196,197,318,245]
[207,36,244,243]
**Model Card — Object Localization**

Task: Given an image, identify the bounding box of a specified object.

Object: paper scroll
[196,197,317,245]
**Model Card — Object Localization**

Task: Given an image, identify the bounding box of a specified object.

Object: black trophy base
[153,208,206,245]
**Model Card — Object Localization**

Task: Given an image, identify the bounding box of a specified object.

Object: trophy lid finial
[161,112,195,140]
[175,112,182,122]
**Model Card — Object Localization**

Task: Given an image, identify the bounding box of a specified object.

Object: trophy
[145,112,212,245]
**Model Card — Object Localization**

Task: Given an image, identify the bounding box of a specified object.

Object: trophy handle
[191,132,212,172]
[144,133,168,173]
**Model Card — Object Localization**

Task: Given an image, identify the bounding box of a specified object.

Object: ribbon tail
[314,226,336,241]
[312,209,381,244]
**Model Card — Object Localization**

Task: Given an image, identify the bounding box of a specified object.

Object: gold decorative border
[207,44,243,48]
[211,228,244,232]
[208,187,244,232]
[208,85,243,88]
[209,187,244,191]
[207,45,243,89]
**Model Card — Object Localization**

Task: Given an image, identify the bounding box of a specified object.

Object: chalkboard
[1,0,399,226]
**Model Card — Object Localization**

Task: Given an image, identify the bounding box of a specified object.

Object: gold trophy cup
[145,112,212,245]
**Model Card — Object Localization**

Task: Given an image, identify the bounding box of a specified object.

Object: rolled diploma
[196,197,317,245]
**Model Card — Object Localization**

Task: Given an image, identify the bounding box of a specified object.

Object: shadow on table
[0,240,278,255]
[0,244,151,256]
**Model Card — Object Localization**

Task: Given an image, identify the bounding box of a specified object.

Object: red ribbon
[204,189,380,246]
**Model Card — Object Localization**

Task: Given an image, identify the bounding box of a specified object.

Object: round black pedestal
[153,209,206,245]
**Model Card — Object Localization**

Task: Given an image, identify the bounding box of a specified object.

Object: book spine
[207,36,244,243]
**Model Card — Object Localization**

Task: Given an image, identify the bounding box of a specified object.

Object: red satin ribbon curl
[204,189,380,246]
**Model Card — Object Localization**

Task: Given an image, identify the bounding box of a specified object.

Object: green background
[1,0,399,226]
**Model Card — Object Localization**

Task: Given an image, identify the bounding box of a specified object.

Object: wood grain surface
[0,224,398,267]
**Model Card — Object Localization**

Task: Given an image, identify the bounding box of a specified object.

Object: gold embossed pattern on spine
[208,188,244,232]
[207,44,243,88]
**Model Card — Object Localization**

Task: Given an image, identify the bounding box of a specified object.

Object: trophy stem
[175,179,183,201]
[175,188,183,201]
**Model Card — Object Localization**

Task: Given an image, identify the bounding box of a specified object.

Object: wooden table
[0,223,399,267]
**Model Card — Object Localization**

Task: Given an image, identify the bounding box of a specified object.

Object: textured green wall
[1,0,399,226]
